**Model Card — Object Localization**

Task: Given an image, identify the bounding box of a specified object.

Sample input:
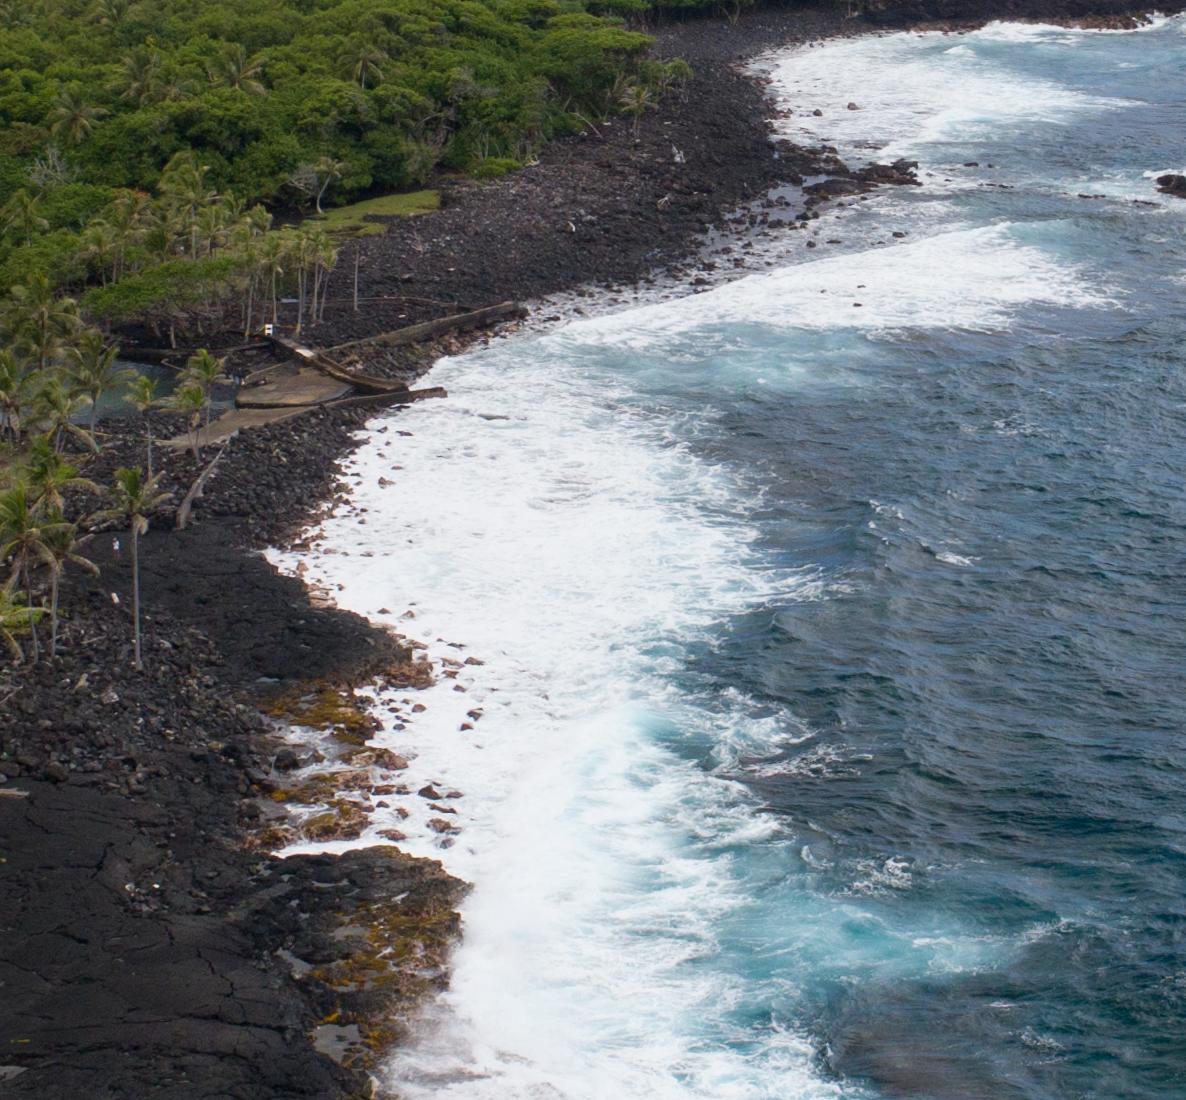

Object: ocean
[276,18,1186,1099]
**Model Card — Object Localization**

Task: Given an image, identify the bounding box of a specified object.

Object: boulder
[1155,174,1186,199]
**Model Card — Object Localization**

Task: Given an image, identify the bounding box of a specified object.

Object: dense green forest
[0,0,664,207]
[0,0,709,309]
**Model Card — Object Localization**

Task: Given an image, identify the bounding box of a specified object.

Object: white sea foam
[764,30,1129,161]
[974,14,1178,40]
[559,224,1107,354]
[271,341,867,1099]
[935,551,976,567]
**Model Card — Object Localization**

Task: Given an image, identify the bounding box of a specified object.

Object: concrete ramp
[235,368,352,409]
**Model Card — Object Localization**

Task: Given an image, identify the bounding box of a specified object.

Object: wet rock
[854,160,920,187]
[301,800,369,842]
[345,747,408,771]
[274,748,302,772]
[1155,173,1186,199]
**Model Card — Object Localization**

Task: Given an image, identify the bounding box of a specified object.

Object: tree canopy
[0,0,658,214]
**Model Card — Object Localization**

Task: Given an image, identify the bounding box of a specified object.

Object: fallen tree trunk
[175,443,228,530]
[264,334,412,395]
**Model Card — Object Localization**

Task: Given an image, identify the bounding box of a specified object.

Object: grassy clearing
[309,190,441,238]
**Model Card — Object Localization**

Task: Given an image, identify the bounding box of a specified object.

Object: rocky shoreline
[2,1,1180,1096]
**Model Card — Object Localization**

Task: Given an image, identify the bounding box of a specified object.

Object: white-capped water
[765,25,1132,162]
[563,223,1109,352]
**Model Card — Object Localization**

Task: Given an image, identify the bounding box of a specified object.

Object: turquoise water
[289,18,1186,1100]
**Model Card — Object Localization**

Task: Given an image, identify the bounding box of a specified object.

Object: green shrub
[472,157,520,180]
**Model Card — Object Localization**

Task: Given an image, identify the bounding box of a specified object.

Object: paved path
[163,406,309,449]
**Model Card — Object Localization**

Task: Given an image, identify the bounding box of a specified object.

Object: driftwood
[175,443,228,530]
[263,334,412,394]
[325,387,447,411]
[327,300,525,354]
[256,300,521,403]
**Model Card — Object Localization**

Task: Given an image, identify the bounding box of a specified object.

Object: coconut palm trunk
[99,468,169,672]
[23,562,39,663]
[49,569,60,658]
[130,523,142,669]
[296,267,306,333]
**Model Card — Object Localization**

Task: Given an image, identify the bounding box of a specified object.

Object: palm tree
[95,0,131,29]
[79,220,119,284]
[158,152,218,257]
[289,227,313,334]
[24,435,99,515]
[41,519,98,658]
[97,467,170,670]
[230,205,273,334]
[619,83,655,140]
[123,374,159,474]
[181,349,227,431]
[3,274,81,372]
[298,225,337,325]
[196,202,229,256]
[259,232,286,325]
[208,44,266,95]
[313,229,338,324]
[0,485,64,663]
[68,329,133,436]
[0,189,49,245]
[48,87,109,146]
[164,380,205,458]
[0,587,42,664]
[106,189,150,279]
[30,376,95,453]
[0,350,32,443]
[348,42,388,89]
[155,73,196,103]
[312,156,344,215]
[118,48,162,105]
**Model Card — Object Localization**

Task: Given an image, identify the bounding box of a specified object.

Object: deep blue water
[670,19,1186,1099]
